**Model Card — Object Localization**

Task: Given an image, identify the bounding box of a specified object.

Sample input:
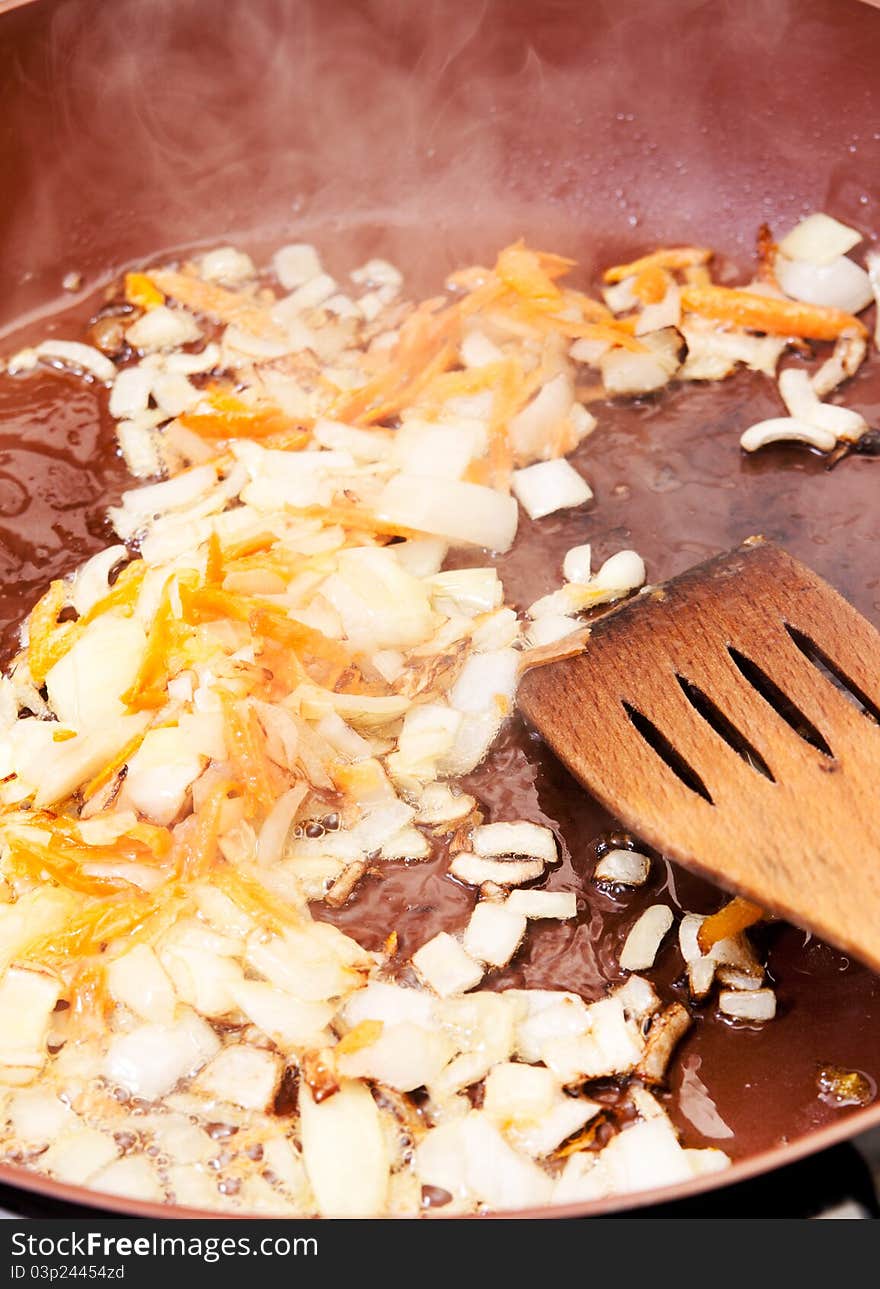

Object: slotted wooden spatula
[518,538,880,971]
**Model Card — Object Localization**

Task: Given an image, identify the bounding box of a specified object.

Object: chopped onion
[778,366,866,441]
[337,1020,453,1092]
[0,965,61,1083]
[718,988,777,1022]
[505,889,577,920]
[34,340,116,383]
[740,416,836,453]
[462,902,527,968]
[104,1012,220,1100]
[449,852,545,888]
[776,253,873,314]
[125,306,202,352]
[778,213,862,266]
[507,373,574,462]
[619,904,674,971]
[106,945,177,1026]
[376,474,519,553]
[193,1044,282,1111]
[411,932,484,997]
[511,458,593,521]
[273,243,322,290]
[472,821,557,864]
[109,365,153,419]
[299,1079,390,1218]
[594,848,650,886]
[562,543,592,584]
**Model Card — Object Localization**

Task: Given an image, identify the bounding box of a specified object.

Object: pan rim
[1,1097,878,1219]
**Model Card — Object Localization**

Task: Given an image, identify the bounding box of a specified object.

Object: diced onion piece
[376,474,519,553]
[505,890,577,920]
[109,366,153,419]
[34,340,116,382]
[600,345,676,395]
[0,966,61,1084]
[104,1012,220,1100]
[193,1044,282,1111]
[635,285,681,335]
[778,213,862,266]
[91,1155,164,1203]
[125,306,202,352]
[461,329,504,368]
[121,725,206,826]
[273,243,322,290]
[351,258,402,290]
[7,1088,74,1143]
[198,247,255,284]
[776,253,873,314]
[411,932,483,997]
[462,903,527,968]
[40,1128,120,1185]
[472,821,557,864]
[562,543,592,584]
[448,648,519,715]
[392,418,485,480]
[312,418,391,461]
[525,614,581,649]
[613,974,661,1022]
[415,1111,552,1210]
[229,981,334,1052]
[449,853,545,888]
[299,1079,390,1218]
[106,944,177,1025]
[594,549,646,593]
[740,416,836,453]
[594,848,650,886]
[678,912,705,964]
[542,997,644,1083]
[69,545,128,617]
[619,904,674,971]
[778,366,866,441]
[413,783,476,826]
[45,612,147,732]
[511,459,593,521]
[507,373,574,462]
[688,957,716,1001]
[336,1021,453,1092]
[718,988,777,1021]
[341,981,435,1030]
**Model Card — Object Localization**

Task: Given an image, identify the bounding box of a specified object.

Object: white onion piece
[109,366,153,419]
[449,853,545,888]
[542,997,644,1083]
[472,821,557,864]
[106,945,177,1026]
[525,614,581,649]
[563,543,592,584]
[273,243,322,289]
[776,253,873,314]
[45,612,147,732]
[376,474,519,553]
[125,306,202,352]
[0,966,61,1083]
[718,988,776,1021]
[300,1080,390,1218]
[778,367,865,441]
[462,903,527,968]
[41,1128,120,1186]
[257,783,308,866]
[193,1045,282,1111]
[778,213,862,266]
[594,549,646,593]
[69,544,128,617]
[507,373,574,461]
[505,889,577,920]
[197,247,255,284]
[740,416,836,453]
[104,1012,220,1100]
[635,285,681,335]
[613,974,661,1021]
[511,458,593,521]
[594,848,650,886]
[34,340,116,382]
[337,1021,453,1092]
[411,932,484,997]
[619,904,674,971]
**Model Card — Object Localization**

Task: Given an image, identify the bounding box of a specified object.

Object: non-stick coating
[1,0,880,1218]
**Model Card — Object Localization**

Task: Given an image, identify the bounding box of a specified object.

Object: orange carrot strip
[214,867,302,932]
[81,726,150,801]
[632,265,670,304]
[124,271,164,311]
[205,530,224,585]
[221,699,277,817]
[26,581,76,686]
[495,241,569,304]
[177,778,235,877]
[122,577,184,710]
[604,246,712,283]
[148,270,286,342]
[680,284,867,340]
[78,561,146,628]
[697,896,764,953]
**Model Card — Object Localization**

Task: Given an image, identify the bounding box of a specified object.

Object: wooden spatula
[517,538,880,971]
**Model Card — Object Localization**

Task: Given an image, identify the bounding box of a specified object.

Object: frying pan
[1,0,880,1218]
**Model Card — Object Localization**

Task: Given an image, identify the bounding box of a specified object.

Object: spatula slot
[622,700,714,803]
[675,675,775,780]
[784,624,880,726]
[727,646,834,757]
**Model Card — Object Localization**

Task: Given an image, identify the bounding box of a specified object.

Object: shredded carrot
[180,390,295,441]
[283,503,420,540]
[26,581,76,687]
[214,866,302,932]
[122,576,185,711]
[680,284,867,340]
[24,892,164,961]
[495,241,572,304]
[175,778,235,877]
[632,264,671,304]
[148,269,286,342]
[604,246,712,284]
[78,560,146,628]
[697,896,764,953]
[221,699,280,817]
[124,271,164,311]
[756,222,779,287]
[205,530,224,585]
[336,1019,383,1056]
[81,726,150,801]
[6,835,136,897]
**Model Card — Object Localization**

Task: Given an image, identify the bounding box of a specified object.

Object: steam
[0,0,877,332]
